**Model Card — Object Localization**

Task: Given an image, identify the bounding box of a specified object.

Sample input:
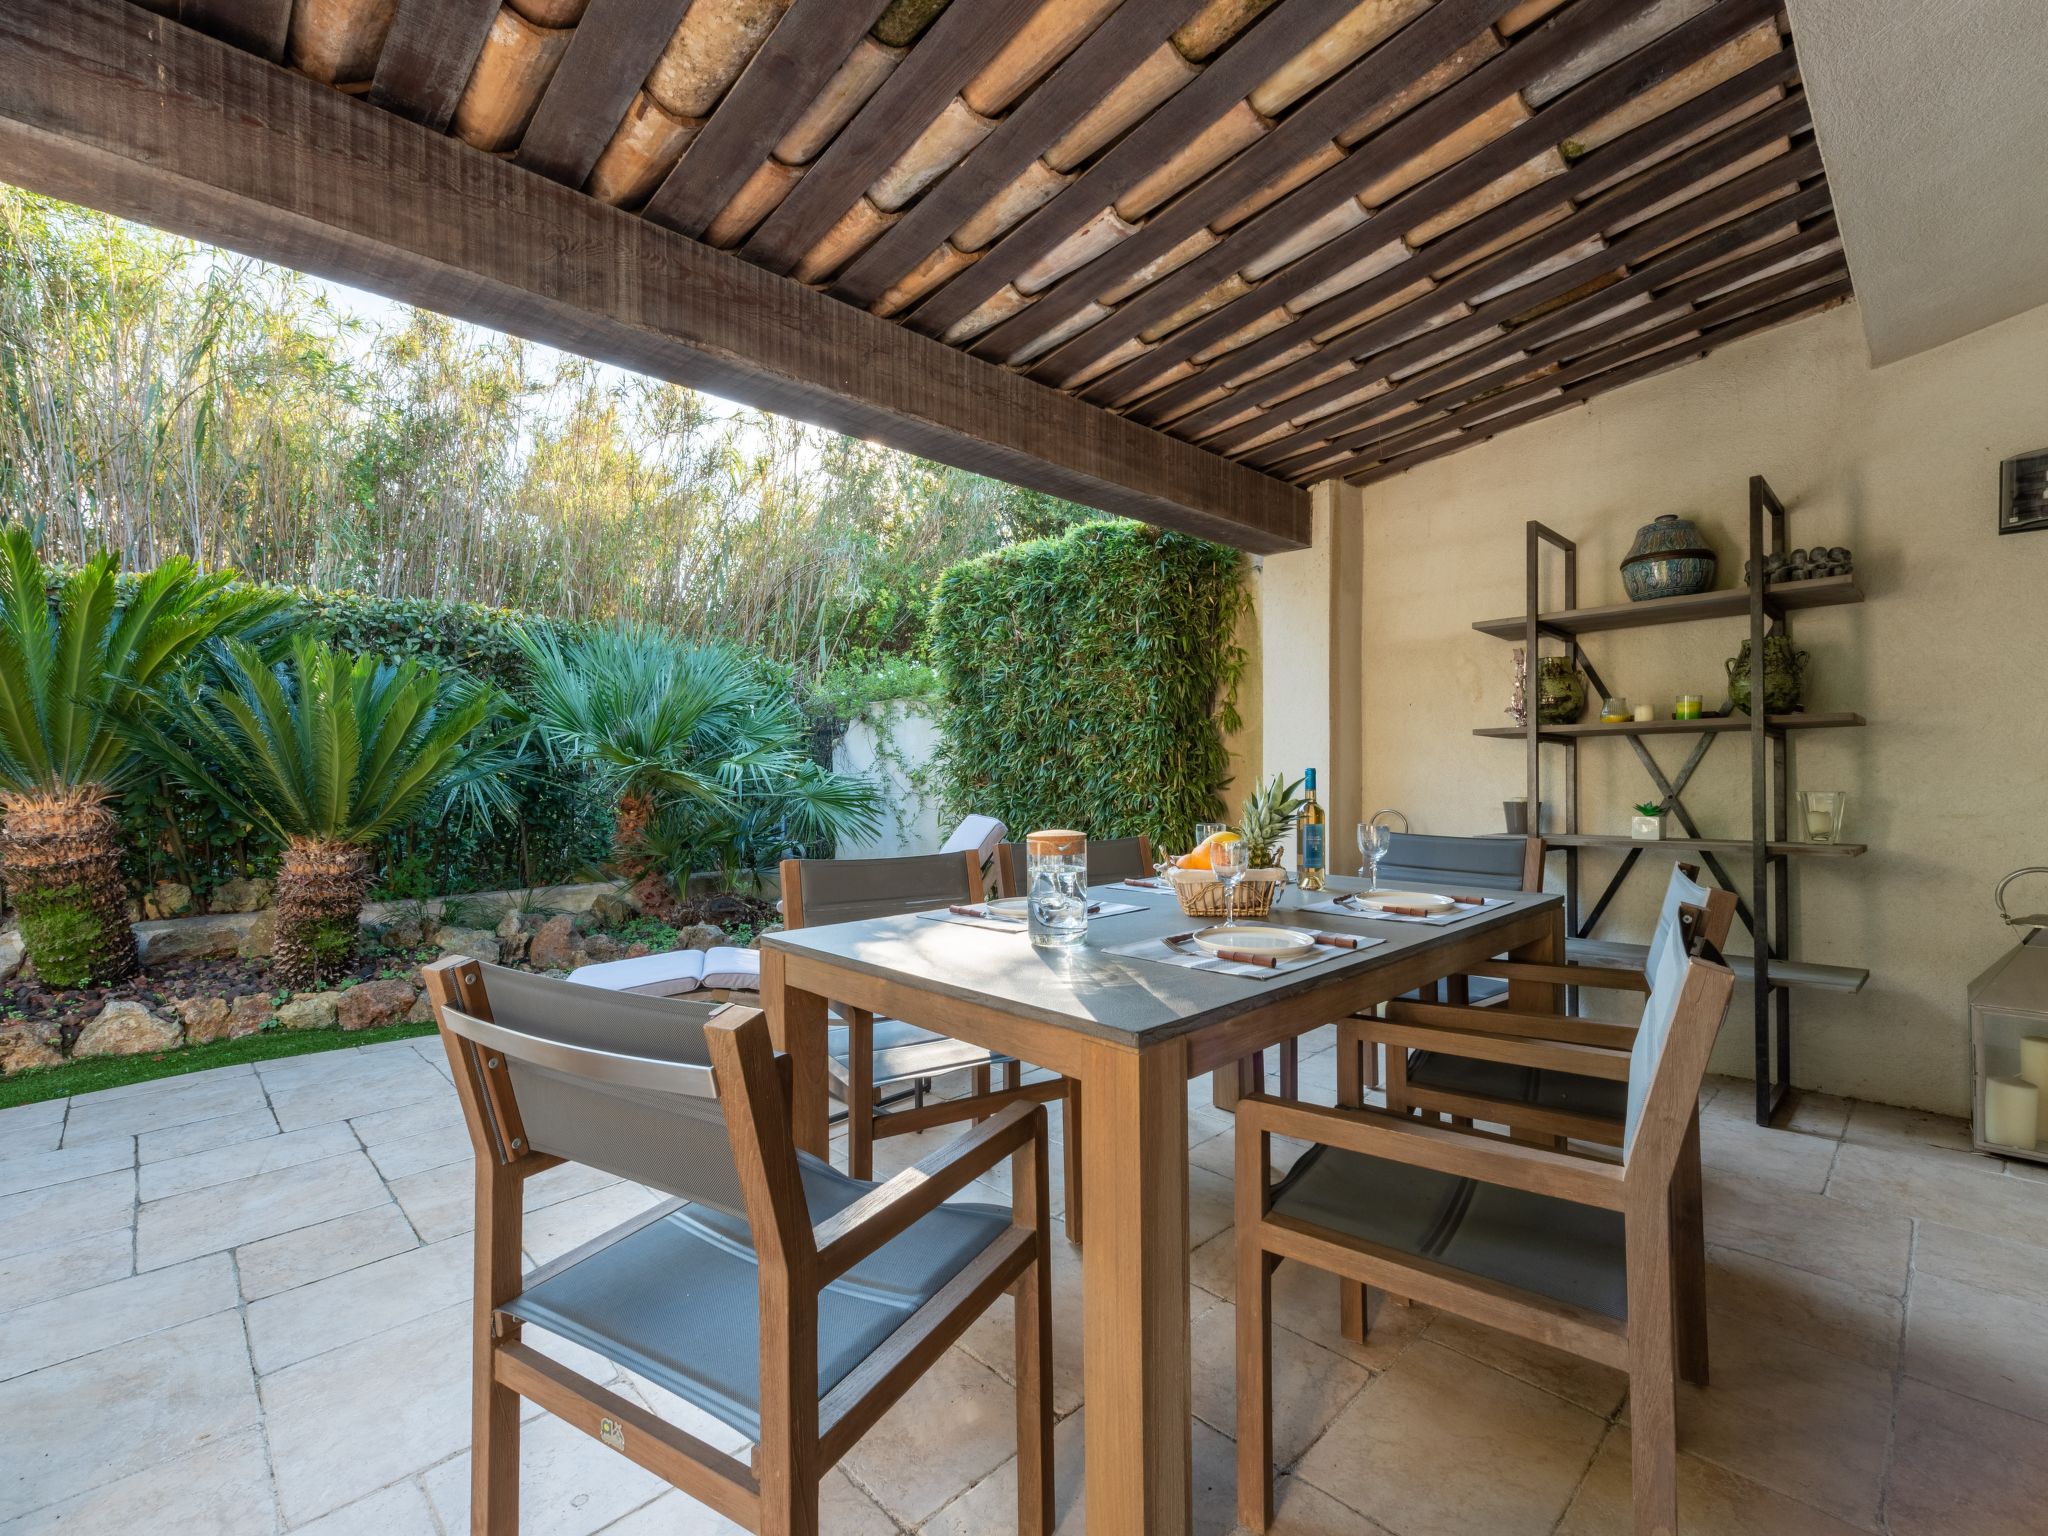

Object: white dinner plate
[1342,889,1458,915]
[985,897,1031,920]
[1191,924,1318,961]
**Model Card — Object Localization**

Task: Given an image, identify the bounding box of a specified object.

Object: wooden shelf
[1472,573,1862,640]
[1544,833,1866,858]
[1473,712,1864,740]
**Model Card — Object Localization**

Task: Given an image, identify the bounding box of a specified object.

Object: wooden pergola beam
[0,0,1309,553]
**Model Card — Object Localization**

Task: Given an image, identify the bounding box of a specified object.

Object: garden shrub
[928,521,1249,852]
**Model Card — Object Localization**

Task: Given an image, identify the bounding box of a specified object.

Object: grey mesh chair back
[995,834,1151,895]
[784,850,979,928]
[436,962,750,1217]
[1376,833,1532,892]
[1625,906,1714,1162]
[1646,863,1713,988]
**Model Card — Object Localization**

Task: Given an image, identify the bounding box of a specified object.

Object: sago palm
[0,527,284,985]
[516,624,879,879]
[126,635,496,987]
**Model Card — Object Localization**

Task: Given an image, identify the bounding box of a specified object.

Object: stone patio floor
[1,1026,2042,1535]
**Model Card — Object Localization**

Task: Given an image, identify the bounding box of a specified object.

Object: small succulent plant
[1634,802,1664,818]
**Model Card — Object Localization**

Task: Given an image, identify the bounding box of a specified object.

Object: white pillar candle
[1985,1075,2040,1151]
[2019,1036,2048,1141]
[1806,805,1834,838]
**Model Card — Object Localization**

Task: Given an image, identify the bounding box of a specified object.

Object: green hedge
[118,584,612,901]
[928,521,1248,852]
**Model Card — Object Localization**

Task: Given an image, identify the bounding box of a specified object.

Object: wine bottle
[1297,768,1327,890]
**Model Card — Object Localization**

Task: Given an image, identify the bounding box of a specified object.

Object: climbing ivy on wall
[928,521,1249,852]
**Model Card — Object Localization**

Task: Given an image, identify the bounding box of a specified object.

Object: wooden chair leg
[1627,1207,1681,1536]
[846,1009,875,1181]
[971,1063,992,1123]
[1673,1111,1710,1387]
[474,1165,521,1535]
[1383,1040,1410,1117]
[1362,1031,1381,1091]
[1236,1051,1265,1099]
[1338,1279,1371,1346]
[1236,1137,1275,1532]
[1336,1025,1364,1109]
[1001,1059,1022,1092]
[1277,1038,1299,1100]
[1015,1121,1054,1535]
[1062,1078,1083,1245]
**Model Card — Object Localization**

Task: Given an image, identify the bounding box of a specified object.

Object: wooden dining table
[760,875,1565,1535]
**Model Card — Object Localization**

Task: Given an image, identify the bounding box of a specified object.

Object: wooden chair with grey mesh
[423,958,1054,1536]
[779,851,1084,1241]
[1235,915,1736,1536]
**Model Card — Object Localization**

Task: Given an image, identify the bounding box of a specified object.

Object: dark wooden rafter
[1075,0,1793,410]
[516,0,693,189]
[904,0,1371,341]
[828,0,1210,311]
[1189,110,1822,452]
[964,0,1513,364]
[644,0,894,240]
[0,0,1306,550]
[367,0,499,132]
[1341,276,1851,486]
[739,0,1044,275]
[178,0,288,62]
[1256,207,1840,473]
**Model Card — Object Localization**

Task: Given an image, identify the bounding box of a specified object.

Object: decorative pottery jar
[1536,656,1587,724]
[1725,636,1808,714]
[1621,514,1717,601]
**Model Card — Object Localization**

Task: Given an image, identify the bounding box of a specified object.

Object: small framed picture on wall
[2000,448,2048,535]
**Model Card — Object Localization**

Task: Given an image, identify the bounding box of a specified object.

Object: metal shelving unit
[1476,476,1865,1124]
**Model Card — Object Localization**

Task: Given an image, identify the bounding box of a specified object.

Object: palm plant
[124,635,496,987]
[0,528,284,985]
[516,624,880,887]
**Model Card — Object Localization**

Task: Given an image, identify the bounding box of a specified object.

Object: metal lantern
[1969,869,2048,1163]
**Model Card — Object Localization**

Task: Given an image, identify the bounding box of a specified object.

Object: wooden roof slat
[903,0,1369,341]
[739,0,1042,276]
[1107,0,1791,421]
[1258,209,1837,467]
[368,0,500,132]
[643,0,894,240]
[1339,275,1850,484]
[829,0,1209,311]
[179,0,289,62]
[965,0,1510,365]
[516,0,693,188]
[1184,100,1817,447]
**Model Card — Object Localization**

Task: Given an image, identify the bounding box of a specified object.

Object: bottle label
[1302,824,1325,869]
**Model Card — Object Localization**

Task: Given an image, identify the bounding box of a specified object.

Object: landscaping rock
[0,1022,64,1073]
[209,875,273,913]
[335,978,419,1031]
[0,928,23,983]
[366,909,431,951]
[229,994,274,1036]
[74,1000,181,1057]
[588,892,634,929]
[494,910,531,963]
[578,933,623,965]
[625,875,678,922]
[677,923,725,951]
[405,989,437,1024]
[238,909,276,960]
[435,926,501,965]
[138,912,259,964]
[145,880,194,920]
[275,994,339,1032]
[527,914,580,972]
[173,996,233,1044]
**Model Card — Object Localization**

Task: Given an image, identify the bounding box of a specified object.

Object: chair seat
[1404,1050,1628,1122]
[1270,1142,1627,1320]
[829,1016,1008,1089]
[503,1153,1009,1444]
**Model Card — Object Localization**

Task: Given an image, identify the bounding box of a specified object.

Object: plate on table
[985,897,1031,921]
[1191,925,1317,961]
[1342,889,1457,915]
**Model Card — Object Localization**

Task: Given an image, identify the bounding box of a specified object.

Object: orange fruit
[1178,830,1239,872]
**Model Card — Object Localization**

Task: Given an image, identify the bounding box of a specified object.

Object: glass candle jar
[1674,693,1704,721]
[1600,696,1631,723]
[1026,828,1089,948]
[1798,790,1846,843]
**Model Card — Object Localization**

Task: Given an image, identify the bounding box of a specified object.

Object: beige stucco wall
[1256,295,2048,1115]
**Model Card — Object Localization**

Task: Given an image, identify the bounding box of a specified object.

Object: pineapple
[1236,774,1304,869]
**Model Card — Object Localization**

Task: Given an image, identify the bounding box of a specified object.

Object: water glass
[1798,790,1846,844]
[1357,822,1392,887]
[1025,828,1088,948]
[1212,836,1250,927]
[1194,821,1227,848]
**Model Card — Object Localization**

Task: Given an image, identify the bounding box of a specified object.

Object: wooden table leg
[1083,1037,1192,1534]
[761,947,830,1158]
[1506,906,1566,1016]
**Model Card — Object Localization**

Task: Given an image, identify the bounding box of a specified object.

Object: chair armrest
[1373,1021,1633,1080]
[1239,1095,1627,1210]
[812,1101,1043,1285]
[1478,959,1649,994]
[1374,1000,1638,1050]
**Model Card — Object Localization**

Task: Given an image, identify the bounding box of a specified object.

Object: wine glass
[1212,836,1250,927]
[1357,822,1392,889]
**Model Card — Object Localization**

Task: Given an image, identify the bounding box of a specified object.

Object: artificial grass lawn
[0,1021,440,1110]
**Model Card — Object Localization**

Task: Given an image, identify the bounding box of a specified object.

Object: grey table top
[763,875,1562,1047]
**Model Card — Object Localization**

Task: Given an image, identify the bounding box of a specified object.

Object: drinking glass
[1212,836,1250,927]
[1357,822,1392,887]
[1194,821,1227,847]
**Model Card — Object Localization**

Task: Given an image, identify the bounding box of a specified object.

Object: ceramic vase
[1536,656,1587,724]
[1621,513,1717,601]
[1726,635,1808,714]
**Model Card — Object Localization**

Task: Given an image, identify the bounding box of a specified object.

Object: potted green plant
[1630,802,1665,840]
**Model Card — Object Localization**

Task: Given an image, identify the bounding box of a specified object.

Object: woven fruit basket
[1166,866,1286,920]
